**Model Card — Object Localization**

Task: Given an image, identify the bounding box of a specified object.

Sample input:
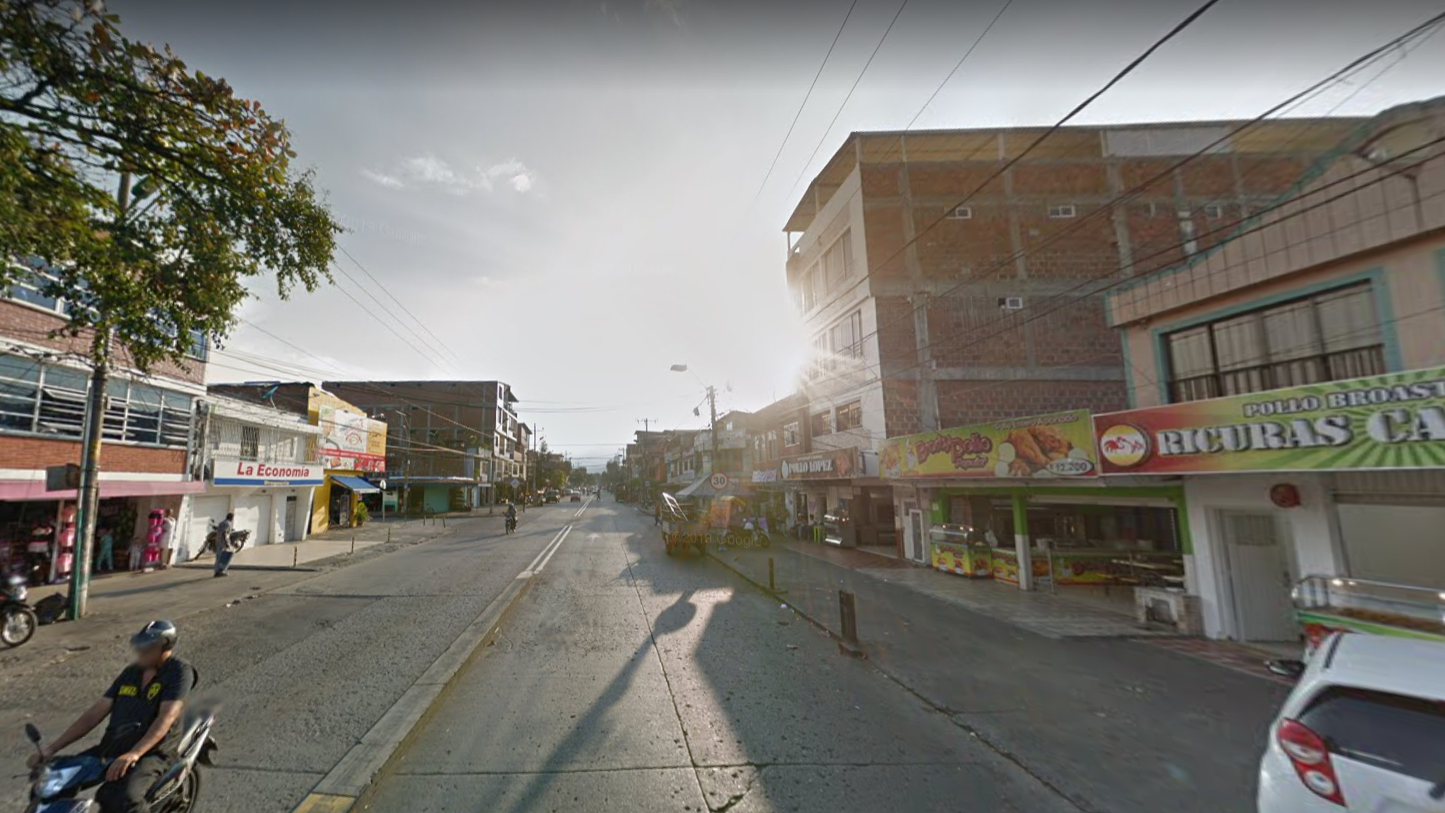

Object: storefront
[311,395,387,532]
[192,458,322,559]
[778,448,862,544]
[1093,365,1445,644]
[0,477,204,581]
[882,410,1191,620]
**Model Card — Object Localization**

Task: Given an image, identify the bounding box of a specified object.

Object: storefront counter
[990,548,1052,586]
[1294,575,1445,652]
[1049,550,1184,587]
[931,541,991,577]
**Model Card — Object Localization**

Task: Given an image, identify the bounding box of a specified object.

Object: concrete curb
[290,521,571,813]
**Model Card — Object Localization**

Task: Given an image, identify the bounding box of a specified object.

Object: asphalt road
[0,505,566,813]
[366,503,1079,813]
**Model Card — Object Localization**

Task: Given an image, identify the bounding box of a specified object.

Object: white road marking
[532,525,572,574]
[520,524,572,578]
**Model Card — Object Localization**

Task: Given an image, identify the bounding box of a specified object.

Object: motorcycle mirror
[24,723,41,744]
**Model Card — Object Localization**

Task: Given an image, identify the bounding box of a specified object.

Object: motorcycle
[201,525,250,556]
[505,514,517,534]
[2,572,38,647]
[22,706,218,813]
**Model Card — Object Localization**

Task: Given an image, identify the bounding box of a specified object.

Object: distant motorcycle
[21,702,218,812]
[1,572,38,647]
[505,515,517,534]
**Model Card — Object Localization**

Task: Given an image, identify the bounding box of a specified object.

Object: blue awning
[331,475,380,494]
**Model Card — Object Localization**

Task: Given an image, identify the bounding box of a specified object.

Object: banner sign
[750,468,779,483]
[318,404,387,473]
[778,449,859,481]
[213,458,324,487]
[881,410,1098,480]
[1093,366,1445,475]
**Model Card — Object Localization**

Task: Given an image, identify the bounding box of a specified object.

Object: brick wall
[0,300,205,385]
[0,435,186,474]
[935,379,1126,428]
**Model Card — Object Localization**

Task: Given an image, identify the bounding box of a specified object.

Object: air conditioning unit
[998,296,1024,310]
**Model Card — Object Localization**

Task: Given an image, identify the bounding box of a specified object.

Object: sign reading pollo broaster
[1093,366,1445,475]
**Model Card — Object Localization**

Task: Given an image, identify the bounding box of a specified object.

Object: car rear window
[1298,686,1445,783]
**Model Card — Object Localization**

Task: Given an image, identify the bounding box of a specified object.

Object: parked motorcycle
[2,572,38,647]
[22,706,218,813]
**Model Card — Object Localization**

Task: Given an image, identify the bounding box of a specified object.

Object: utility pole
[707,386,718,478]
[70,170,131,620]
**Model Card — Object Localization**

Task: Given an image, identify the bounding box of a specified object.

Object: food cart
[928,523,992,578]
[658,492,708,557]
[1292,575,1445,654]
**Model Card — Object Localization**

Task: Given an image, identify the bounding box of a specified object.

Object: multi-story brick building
[1,262,208,577]
[783,116,1364,562]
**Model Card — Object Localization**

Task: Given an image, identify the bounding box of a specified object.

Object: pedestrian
[158,509,176,569]
[213,512,237,578]
[654,504,661,526]
[127,528,144,572]
[95,526,115,572]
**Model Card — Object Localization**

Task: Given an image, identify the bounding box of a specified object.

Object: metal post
[768,557,775,592]
[292,547,298,568]
[708,387,718,479]
[350,535,355,554]
[838,589,861,656]
[69,338,109,621]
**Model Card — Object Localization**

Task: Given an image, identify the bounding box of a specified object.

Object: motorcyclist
[505,501,518,529]
[29,620,195,813]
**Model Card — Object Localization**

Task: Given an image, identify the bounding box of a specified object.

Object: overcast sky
[113,0,1445,468]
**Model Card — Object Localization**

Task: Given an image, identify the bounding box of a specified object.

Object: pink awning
[0,479,207,502]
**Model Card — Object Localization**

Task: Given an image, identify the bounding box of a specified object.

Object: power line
[784,0,912,200]
[901,0,1012,133]
[798,9,1445,394]
[336,244,467,368]
[328,262,461,373]
[755,0,861,201]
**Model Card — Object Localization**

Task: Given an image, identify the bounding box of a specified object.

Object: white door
[1222,511,1298,642]
[233,495,271,546]
[906,506,926,563]
[186,495,229,562]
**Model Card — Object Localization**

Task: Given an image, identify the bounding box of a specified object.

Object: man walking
[213,513,237,578]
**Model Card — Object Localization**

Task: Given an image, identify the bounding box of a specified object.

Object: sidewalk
[12,517,475,661]
[708,539,1288,813]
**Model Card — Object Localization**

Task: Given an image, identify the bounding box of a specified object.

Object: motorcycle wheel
[1,606,37,647]
[168,767,201,813]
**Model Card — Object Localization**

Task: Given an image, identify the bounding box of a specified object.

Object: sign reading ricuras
[1093,366,1445,475]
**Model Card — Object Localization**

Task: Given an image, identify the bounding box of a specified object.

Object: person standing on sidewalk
[158,509,176,569]
[95,526,115,572]
[126,528,144,572]
[213,513,237,578]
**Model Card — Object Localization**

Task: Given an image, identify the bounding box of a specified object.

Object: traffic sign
[709,473,728,490]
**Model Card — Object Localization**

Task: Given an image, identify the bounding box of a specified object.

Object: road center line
[520,524,571,578]
[532,525,572,574]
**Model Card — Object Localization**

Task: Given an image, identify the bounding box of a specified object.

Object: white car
[1258,633,1445,812]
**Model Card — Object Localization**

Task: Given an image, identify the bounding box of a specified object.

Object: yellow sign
[882,410,1099,480]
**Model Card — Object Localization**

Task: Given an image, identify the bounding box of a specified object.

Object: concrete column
[1012,492,1033,591]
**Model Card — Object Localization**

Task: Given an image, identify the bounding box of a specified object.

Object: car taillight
[1277,719,1345,806]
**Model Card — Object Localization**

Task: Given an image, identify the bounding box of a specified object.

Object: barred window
[0,353,193,447]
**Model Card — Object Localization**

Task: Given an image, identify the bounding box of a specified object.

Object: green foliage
[0,0,341,369]
[352,501,370,526]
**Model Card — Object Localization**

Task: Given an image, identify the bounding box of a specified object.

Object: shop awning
[330,475,380,494]
[0,478,207,501]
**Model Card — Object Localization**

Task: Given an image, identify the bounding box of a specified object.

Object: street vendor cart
[658,493,708,557]
[1292,574,1445,654]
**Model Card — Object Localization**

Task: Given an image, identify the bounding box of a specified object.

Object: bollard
[838,590,861,657]
[292,547,298,568]
[387,527,392,544]
[350,535,356,555]
[768,557,775,592]
[442,517,447,528]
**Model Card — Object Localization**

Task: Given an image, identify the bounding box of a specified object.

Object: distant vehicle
[544,492,559,504]
[1257,633,1445,812]
[570,494,582,502]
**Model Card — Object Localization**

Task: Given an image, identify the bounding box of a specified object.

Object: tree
[0,1,341,617]
[0,0,341,370]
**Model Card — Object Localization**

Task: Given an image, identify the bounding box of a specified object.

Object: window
[1164,284,1384,402]
[809,332,831,379]
[240,426,261,460]
[801,264,819,312]
[822,231,853,291]
[0,354,193,446]
[830,310,863,361]
[1296,686,1445,784]
[947,206,972,220]
[4,260,66,314]
[810,411,832,437]
[1203,203,1225,220]
[835,400,862,431]
[783,421,800,447]
[1047,204,1076,219]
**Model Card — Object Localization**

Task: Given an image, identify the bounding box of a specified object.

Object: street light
[671,364,718,482]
